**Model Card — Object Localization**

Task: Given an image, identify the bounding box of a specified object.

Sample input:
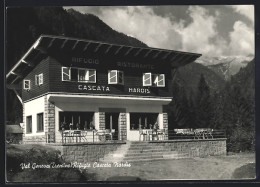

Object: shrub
[6,144,93,182]
[232,163,255,179]
[227,126,255,153]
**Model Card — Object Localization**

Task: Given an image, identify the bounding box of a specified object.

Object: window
[35,73,43,85]
[62,67,96,83]
[143,73,165,87]
[78,68,96,83]
[37,113,44,132]
[26,116,32,133]
[23,80,30,90]
[108,70,124,85]
[59,112,94,130]
[130,113,158,130]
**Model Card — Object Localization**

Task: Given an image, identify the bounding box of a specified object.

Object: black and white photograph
[5,3,256,182]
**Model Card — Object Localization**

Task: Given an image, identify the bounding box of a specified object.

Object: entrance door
[105,113,119,140]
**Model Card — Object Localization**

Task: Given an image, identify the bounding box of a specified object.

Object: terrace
[51,128,226,144]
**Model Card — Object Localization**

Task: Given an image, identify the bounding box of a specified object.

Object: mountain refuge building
[6,35,201,143]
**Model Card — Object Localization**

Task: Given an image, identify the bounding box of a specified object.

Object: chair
[63,131,74,143]
[96,130,106,142]
[148,129,159,141]
[204,129,213,139]
[73,130,83,143]
[111,129,116,140]
[194,129,205,139]
[79,130,88,142]
[157,129,165,140]
[139,129,148,141]
[105,129,113,140]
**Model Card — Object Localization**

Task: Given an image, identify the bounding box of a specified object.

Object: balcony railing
[139,128,226,141]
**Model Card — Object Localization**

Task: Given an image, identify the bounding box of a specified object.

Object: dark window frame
[59,111,95,130]
[37,113,44,132]
[130,113,159,130]
[23,80,30,89]
[26,116,32,134]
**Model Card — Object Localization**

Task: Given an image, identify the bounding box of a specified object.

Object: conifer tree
[195,74,213,128]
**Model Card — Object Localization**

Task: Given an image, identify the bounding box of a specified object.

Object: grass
[86,153,255,180]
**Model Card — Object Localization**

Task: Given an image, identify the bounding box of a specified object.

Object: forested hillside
[167,59,255,151]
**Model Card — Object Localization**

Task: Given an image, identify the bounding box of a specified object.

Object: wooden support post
[13,89,23,105]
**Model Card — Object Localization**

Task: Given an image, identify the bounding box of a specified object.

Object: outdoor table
[73,130,86,143]
[63,130,86,143]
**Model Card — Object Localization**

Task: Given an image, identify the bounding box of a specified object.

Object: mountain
[175,62,226,94]
[196,55,254,81]
[230,59,255,99]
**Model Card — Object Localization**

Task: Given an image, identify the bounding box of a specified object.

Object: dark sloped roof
[6,125,23,134]
[6,35,202,84]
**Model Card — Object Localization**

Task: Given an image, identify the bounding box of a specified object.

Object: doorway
[105,113,119,140]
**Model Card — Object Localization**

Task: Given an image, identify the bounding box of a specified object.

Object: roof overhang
[6,35,202,84]
[47,93,172,106]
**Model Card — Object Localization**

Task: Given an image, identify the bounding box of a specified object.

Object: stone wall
[99,112,105,130]
[119,113,127,140]
[61,142,125,162]
[150,138,227,158]
[162,113,168,140]
[41,96,56,143]
[45,96,56,143]
[23,135,46,144]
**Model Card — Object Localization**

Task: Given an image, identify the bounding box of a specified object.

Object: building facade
[6,35,201,143]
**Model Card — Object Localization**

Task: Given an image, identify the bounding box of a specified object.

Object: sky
[64,5,254,58]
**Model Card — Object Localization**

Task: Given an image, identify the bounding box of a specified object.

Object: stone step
[123,153,189,161]
[129,144,166,148]
[123,155,164,160]
[123,156,189,162]
[100,141,132,163]
[125,151,178,157]
[128,146,167,150]
[127,148,173,153]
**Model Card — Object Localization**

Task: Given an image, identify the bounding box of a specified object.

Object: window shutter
[109,70,117,84]
[35,75,39,85]
[143,73,152,86]
[88,69,96,82]
[62,67,70,81]
[157,74,165,87]
[39,74,43,85]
